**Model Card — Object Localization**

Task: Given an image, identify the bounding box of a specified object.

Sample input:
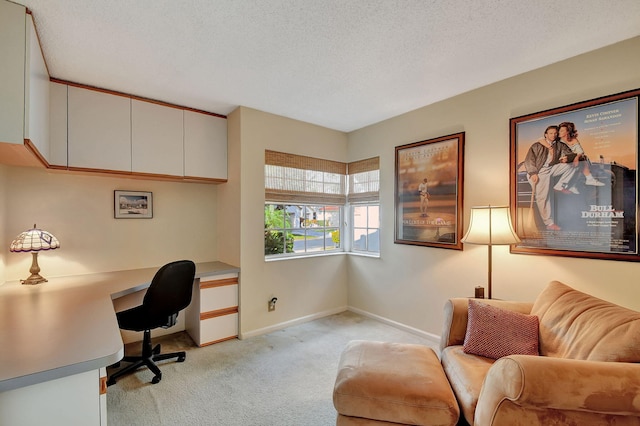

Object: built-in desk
[0,261,239,426]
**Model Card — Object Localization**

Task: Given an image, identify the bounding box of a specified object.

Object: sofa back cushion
[531,281,640,361]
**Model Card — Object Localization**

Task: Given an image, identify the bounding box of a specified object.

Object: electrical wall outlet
[268,297,277,312]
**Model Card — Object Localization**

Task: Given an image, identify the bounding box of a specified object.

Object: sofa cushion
[463,299,539,359]
[441,345,495,425]
[531,281,640,361]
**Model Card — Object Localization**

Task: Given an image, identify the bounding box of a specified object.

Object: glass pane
[368,205,380,228]
[353,229,367,251]
[327,228,340,250]
[284,205,297,229]
[353,205,368,227]
[264,204,284,230]
[290,230,306,253]
[265,230,285,255]
[324,207,341,227]
[367,228,380,252]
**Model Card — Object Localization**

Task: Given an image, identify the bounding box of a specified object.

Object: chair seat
[117,305,175,332]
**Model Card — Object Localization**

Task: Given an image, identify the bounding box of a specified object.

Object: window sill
[347,251,380,259]
[265,251,345,262]
[264,251,380,262]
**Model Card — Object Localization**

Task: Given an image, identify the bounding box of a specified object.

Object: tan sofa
[440,280,640,426]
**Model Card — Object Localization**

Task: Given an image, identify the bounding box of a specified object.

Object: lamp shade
[462,206,520,246]
[10,224,60,252]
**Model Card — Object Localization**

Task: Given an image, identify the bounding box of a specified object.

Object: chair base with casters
[107,329,186,386]
[107,260,196,386]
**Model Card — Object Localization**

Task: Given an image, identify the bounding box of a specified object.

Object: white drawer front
[201,284,238,312]
[200,313,238,345]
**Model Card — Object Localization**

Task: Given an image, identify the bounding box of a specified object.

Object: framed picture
[510,88,639,261]
[394,132,464,249]
[114,190,153,219]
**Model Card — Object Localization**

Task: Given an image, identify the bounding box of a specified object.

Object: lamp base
[21,252,47,285]
[21,274,48,285]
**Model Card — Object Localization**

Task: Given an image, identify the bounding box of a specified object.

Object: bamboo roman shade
[347,157,380,203]
[265,150,379,205]
[265,150,347,204]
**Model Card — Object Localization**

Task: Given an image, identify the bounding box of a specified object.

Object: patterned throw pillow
[463,299,539,359]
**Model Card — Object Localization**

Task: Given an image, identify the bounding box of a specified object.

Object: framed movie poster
[394,132,464,249]
[510,89,640,261]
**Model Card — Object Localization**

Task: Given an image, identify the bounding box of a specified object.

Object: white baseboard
[239,306,348,339]
[240,305,441,346]
[347,306,440,345]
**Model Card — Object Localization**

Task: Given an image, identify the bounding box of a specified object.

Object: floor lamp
[461,206,520,299]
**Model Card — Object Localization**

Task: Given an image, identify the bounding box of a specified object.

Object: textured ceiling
[16,0,640,132]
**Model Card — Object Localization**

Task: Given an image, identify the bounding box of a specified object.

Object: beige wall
[2,166,218,280]
[0,165,6,283]
[235,107,349,337]
[1,37,639,341]
[347,36,640,336]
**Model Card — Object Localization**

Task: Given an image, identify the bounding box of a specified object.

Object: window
[348,157,380,254]
[264,151,379,258]
[265,151,346,258]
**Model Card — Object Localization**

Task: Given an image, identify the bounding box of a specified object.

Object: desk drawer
[200,283,238,312]
[200,312,238,346]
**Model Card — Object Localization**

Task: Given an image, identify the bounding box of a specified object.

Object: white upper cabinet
[184,111,228,180]
[0,1,27,146]
[49,81,68,167]
[131,99,184,176]
[25,14,50,160]
[0,1,50,161]
[68,86,131,172]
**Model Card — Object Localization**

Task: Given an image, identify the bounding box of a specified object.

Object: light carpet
[107,311,437,426]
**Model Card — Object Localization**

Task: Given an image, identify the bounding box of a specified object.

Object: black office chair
[107,260,196,386]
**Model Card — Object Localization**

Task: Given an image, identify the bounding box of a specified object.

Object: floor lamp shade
[461,206,520,299]
[9,224,60,285]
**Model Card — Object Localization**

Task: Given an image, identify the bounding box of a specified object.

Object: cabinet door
[24,14,50,160]
[49,82,68,166]
[68,86,131,172]
[131,99,184,176]
[0,369,103,426]
[0,1,26,145]
[184,110,227,180]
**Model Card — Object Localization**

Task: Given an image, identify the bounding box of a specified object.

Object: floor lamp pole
[487,244,493,299]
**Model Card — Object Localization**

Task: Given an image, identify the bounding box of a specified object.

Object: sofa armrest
[475,355,640,425]
[439,299,533,352]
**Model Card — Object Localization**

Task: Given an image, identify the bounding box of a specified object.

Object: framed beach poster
[394,132,464,249]
[510,89,640,261]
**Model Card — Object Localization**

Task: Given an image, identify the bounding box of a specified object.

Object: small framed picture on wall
[114,190,153,219]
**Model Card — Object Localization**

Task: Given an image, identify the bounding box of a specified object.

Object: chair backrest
[531,280,640,362]
[143,260,196,322]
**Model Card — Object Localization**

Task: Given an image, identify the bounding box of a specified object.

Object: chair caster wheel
[177,355,186,362]
[152,375,162,384]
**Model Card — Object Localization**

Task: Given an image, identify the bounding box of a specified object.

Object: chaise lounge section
[440,280,640,426]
